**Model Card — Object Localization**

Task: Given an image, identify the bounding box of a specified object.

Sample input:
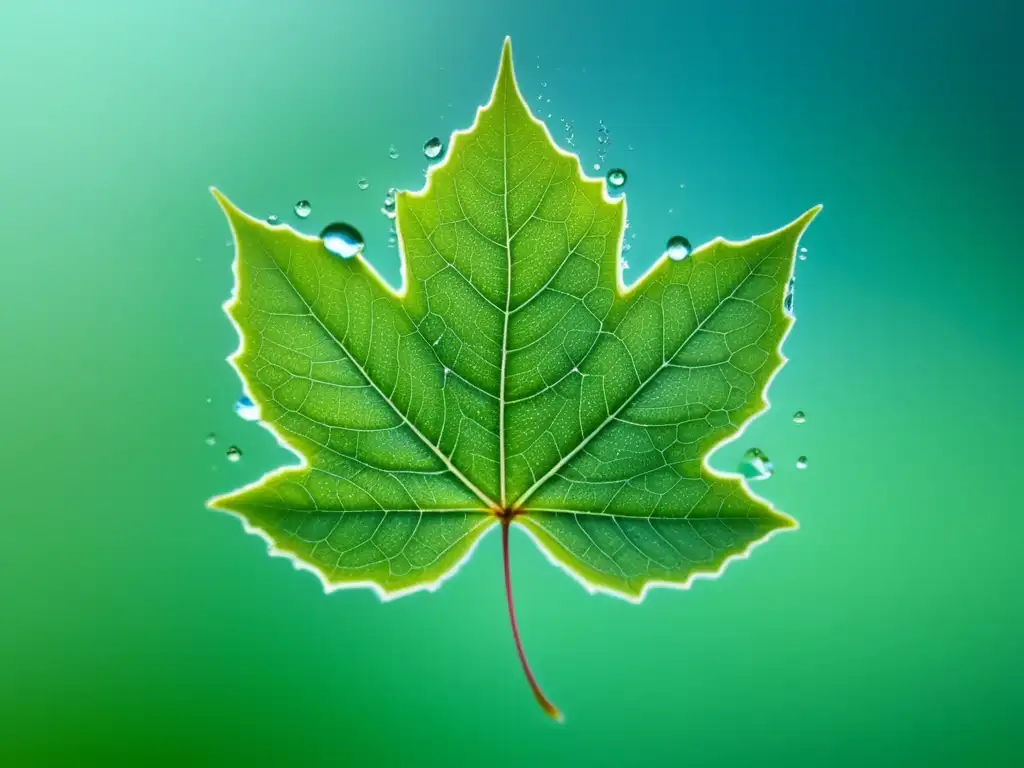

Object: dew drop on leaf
[741,448,774,480]
[320,222,365,259]
[423,137,444,159]
[294,200,311,218]
[784,278,795,315]
[606,168,627,188]
[796,456,808,469]
[665,235,692,261]
[266,214,279,225]
[226,446,242,463]
[792,410,806,424]
[234,394,260,422]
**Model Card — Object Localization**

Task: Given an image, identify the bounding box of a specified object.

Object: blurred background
[1,0,1021,765]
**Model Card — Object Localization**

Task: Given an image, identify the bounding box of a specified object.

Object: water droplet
[593,162,601,171]
[234,394,260,422]
[294,200,311,218]
[606,168,627,188]
[320,222,365,259]
[226,446,242,463]
[799,252,807,261]
[205,396,213,404]
[741,448,773,480]
[620,258,630,270]
[784,278,795,315]
[792,410,806,424]
[623,242,632,252]
[541,81,548,88]
[423,137,444,160]
[796,456,808,469]
[204,433,217,446]
[665,235,692,261]
[357,178,369,190]
[800,246,808,253]
[627,144,634,151]
[388,145,399,159]
[266,214,279,225]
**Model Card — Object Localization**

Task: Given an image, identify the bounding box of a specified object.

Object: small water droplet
[423,137,444,160]
[204,433,217,446]
[541,81,548,88]
[799,252,807,261]
[294,200,311,218]
[320,222,365,259]
[665,235,692,261]
[627,144,634,151]
[593,162,601,171]
[800,246,808,253]
[796,456,808,469]
[357,178,369,190]
[623,242,632,252]
[784,278,795,315]
[205,396,213,404]
[388,145,399,159]
[606,168,627,189]
[620,258,630,269]
[266,214,279,225]
[792,410,806,424]
[234,394,260,422]
[226,446,243,463]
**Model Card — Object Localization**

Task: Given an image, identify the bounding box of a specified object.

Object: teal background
[1,0,1021,765]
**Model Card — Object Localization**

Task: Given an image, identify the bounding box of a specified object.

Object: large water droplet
[606,168,627,189]
[796,456,808,469]
[740,448,774,480]
[357,178,369,190]
[226,446,243,463]
[423,137,444,160]
[234,394,260,422]
[321,222,365,259]
[792,410,806,424]
[204,432,217,446]
[665,235,692,261]
[294,200,311,218]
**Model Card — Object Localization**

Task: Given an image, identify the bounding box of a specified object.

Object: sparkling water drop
[796,456,808,469]
[234,394,260,422]
[266,214,279,225]
[204,433,217,446]
[799,252,807,261]
[388,145,399,159]
[423,137,444,160]
[357,178,369,190]
[606,168,627,188]
[226,446,242,463]
[593,162,601,171]
[320,222,365,259]
[800,246,808,253]
[294,200,311,218]
[665,235,692,261]
[792,410,806,424]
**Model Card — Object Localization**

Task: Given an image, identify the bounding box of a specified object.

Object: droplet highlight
[320,222,365,259]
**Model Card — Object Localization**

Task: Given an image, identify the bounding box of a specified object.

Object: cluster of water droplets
[741,410,811,477]
[594,119,610,171]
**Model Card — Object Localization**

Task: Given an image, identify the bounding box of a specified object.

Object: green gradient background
[1,0,1021,765]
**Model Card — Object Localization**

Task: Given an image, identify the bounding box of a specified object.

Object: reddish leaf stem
[502,519,563,723]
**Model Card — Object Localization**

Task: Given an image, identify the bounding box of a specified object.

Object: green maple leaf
[209,38,820,721]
